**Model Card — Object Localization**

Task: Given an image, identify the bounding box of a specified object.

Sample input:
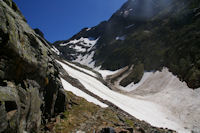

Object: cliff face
[0,0,66,132]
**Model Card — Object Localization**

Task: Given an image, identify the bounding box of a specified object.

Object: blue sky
[13,0,127,43]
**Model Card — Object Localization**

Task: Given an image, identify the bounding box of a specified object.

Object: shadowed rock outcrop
[0,0,66,132]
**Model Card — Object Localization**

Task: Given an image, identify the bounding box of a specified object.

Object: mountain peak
[54,0,200,89]
[114,0,174,20]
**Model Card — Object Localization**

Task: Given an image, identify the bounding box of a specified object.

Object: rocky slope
[50,91,175,133]
[0,0,66,132]
[54,0,200,89]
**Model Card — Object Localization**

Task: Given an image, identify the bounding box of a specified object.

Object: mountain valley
[0,0,200,133]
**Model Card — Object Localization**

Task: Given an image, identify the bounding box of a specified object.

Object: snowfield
[126,68,200,133]
[63,61,98,77]
[59,37,98,47]
[116,35,126,41]
[58,37,99,68]
[57,60,191,133]
[61,78,108,108]
[59,37,98,54]
[97,69,123,79]
[119,71,153,92]
[65,37,99,68]
[74,51,96,68]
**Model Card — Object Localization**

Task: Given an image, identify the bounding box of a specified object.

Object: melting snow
[63,61,97,77]
[66,37,99,68]
[73,45,86,52]
[97,69,123,79]
[86,28,91,31]
[51,46,60,55]
[121,8,133,17]
[60,37,98,47]
[126,68,200,133]
[74,51,95,68]
[116,35,126,41]
[119,72,153,92]
[57,60,190,133]
[61,78,108,108]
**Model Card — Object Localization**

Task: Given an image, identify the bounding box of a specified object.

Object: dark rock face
[34,28,51,45]
[99,127,116,133]
[34,28,44,38]
[54,0,200,89]
[95,0,200,89]
[0,0,66,132]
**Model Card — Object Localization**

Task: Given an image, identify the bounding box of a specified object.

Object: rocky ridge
[0,0,66,132]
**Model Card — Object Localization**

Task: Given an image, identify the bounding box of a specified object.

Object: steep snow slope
[51,46,60,55]
[118,71,153,92]
[74,51,96,68]
[97,69,123,80]
[107,67,200,133]
[61,78,108,108]
[124,68,200,133]
[55,37,99,67]
[57,60,190,133]
[63,61,98,77]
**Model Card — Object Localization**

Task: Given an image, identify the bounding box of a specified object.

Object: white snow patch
[51,46,60,55]
[67,37,99,68]
[119,72,153,92]
[127,68,200,132]
[124,10,129,17]
[116,35,126,41]
[57,60,190,133]
[63,61,97,77]
[123,8,133,17]
[59,43,67,47]
[61,78,108,108]
[73,45,86,52]
[125,24,135,29]
[74,51,95,68]
[118,68,200,132]
[86,28,91,31]
[60,37,99,47]
[97,69,123,79]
